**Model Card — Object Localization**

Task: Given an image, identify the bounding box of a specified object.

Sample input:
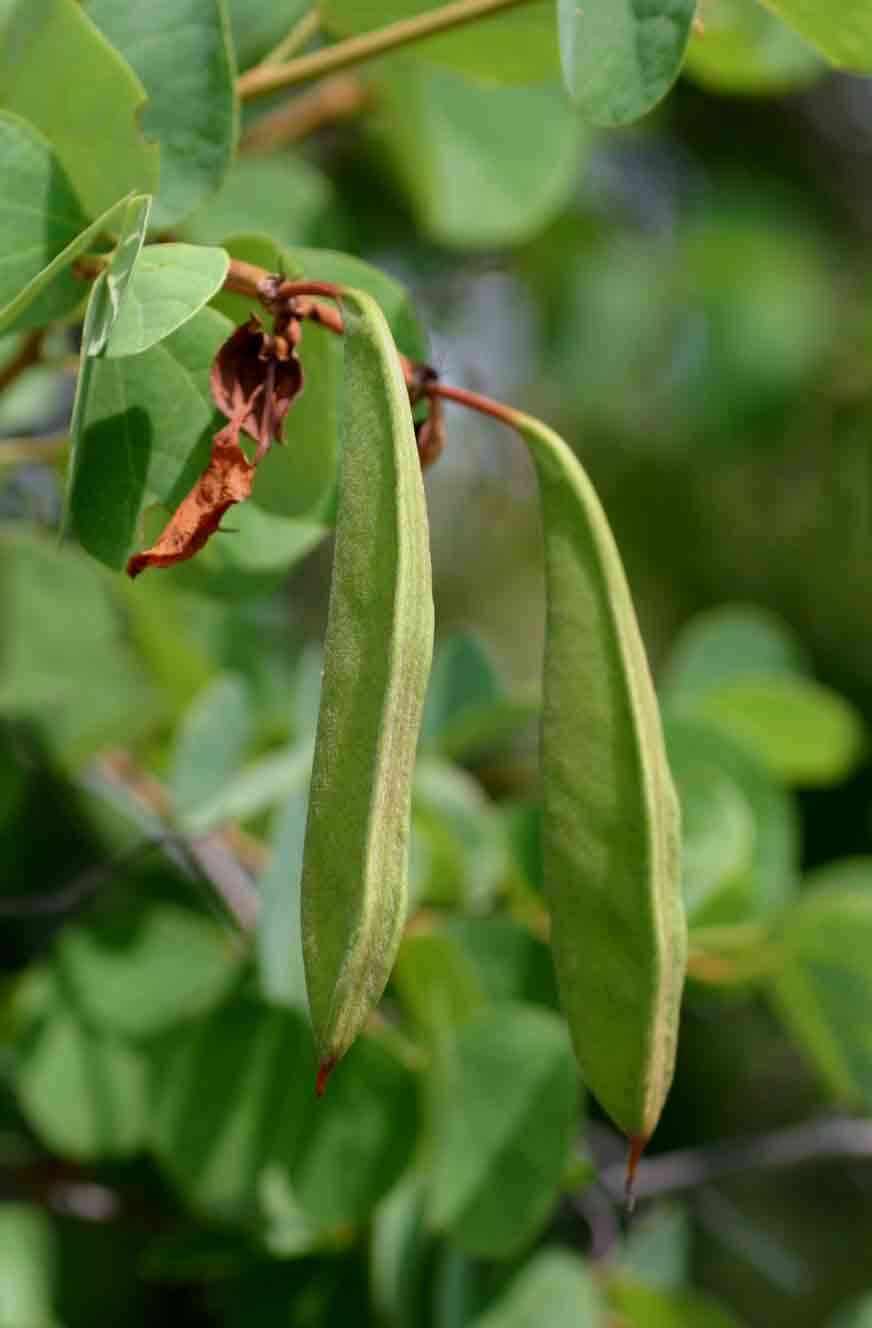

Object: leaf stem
[0,329,45,394]
[239,73,368,153]
[260,6,321,66]
[237,0,538,100]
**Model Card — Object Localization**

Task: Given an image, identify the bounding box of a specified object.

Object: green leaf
[78,194,153,357]
[105,243,230,357]
[557,0,696,126]
[665,717,799,923]
[0,1206,61,1328]
[321,0,560,84]
[428,1004,578,1258]
[413,758,507,911]
[181,155,335,252]
[0,529,156,759]
[53,881,241,1038]
[470,1250,603,1328]
[829,1293,872,1328]
[180,742,311,835]
[258,789,309,1009]
[0,111,105,334]
[371,1176,432,1328]
[151,995,418,1228]
[0,0,159,217]
[608,1277,741,1327]
[620,1203,691,1291]
[393,928,483,1041]
[445,916,560,1011]
[669,750,755,922]
[770,866,872,1107]
[86,0,238,227]
[762,0,872,71]
[170,673,253,822]
[69,305,230,570]
[422,632,500,745]
[16,974,149,1160]
[301,288,434,1076]
[693,676,865,787]
[683,0,823,93]
[514,411,685,1143]
[371,68,586,250]
[226,0,308,70]
[663,603,810,706]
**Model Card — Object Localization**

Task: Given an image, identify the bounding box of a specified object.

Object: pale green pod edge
[514,410,686,1143]
[301,287,434,1082]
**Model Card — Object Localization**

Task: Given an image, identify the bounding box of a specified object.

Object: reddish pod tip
[624,1135,646,1217]
[315,1057,338,1098]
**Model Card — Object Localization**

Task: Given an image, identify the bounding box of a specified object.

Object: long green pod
[301,288,434,1088]
[512,410,685,1153]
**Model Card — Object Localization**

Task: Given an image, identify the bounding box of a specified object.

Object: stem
[261,6,320,65]
[240,73,368,153]
[237,0,537,100]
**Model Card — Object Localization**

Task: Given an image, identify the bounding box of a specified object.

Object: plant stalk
[237,0,538,100]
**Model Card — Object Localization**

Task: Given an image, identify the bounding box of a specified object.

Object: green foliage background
[2,1,872,1325]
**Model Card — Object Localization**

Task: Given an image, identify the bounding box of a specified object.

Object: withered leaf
[126,429,255,578]
[210,316,303,455]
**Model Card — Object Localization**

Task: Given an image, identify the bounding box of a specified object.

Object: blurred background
[3,1,872,1324]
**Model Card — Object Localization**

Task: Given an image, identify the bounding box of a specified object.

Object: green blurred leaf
[829,1292,872,1328]
[763,0,872,71]
[87,0,238,227]
[151,996,418,1228]
[16,972,149,1160]
[371,1176,432,1328]
[621,1203,691,1291]
[393,929,483,1041]
[257,788,309,1009]
[771,867,872,1106]
[183,742,311,835]
[0,112,116,334]
[54,882,241,1038]
[181,154,335,251]
[557,0,695,125]
[0,1205,61,1328]
[372,68,585,250]
[663,604,810,706]
[445,916,559,1010]
[226,0,308,69]
[693,677,865,787]
[665,717,799,922]
[0,529,157,759]
[322,0,560,84]
[684,0,823,93]
[471,1249,603,1328]
[69,305,229,569]
[428,1003,578,1258]
[423,633,501,745]
[670,751,755,922]
[608,1277,742,1327]
[413,758,506,910]
[0,0,159,216]
[170,672,253,821]
[105,244,229,357]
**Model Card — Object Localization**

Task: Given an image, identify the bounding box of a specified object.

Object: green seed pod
[512,410,686,1152]
[301,287,434,1089]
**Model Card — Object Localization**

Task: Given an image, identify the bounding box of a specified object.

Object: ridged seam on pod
[510,409,686,1153]
[301,287,434,1091]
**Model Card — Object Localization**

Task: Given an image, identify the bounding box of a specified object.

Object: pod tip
[624,1135,646,1216]
[315,1057,338,1098]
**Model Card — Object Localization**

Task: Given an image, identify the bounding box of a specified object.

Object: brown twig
[0,329,45,394]
[240,73,369,153]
